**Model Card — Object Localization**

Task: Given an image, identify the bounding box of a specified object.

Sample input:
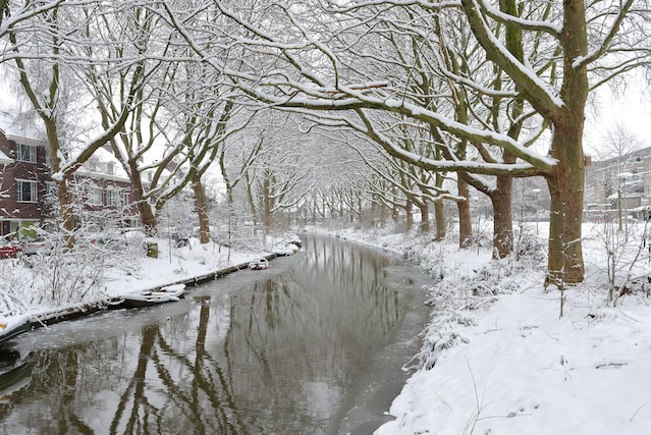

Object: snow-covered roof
[0,108,45,141]
[0,113,128,182]
[5,133,47,147]
[77,148,129,183]
[0,148,12,164]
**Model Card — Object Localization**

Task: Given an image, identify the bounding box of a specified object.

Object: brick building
[0,128,137,237]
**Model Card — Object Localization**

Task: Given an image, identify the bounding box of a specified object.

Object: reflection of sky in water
[0,235,426,434]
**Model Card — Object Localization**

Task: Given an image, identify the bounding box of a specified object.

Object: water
[0,234,429,434]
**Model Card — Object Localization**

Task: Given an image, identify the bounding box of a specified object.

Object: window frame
[16,179,38,203]
[16,143,37,163]
[106,188,121,206]
[87,185,103,206]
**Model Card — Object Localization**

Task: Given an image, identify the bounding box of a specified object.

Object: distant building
[584,147,651,219]
[0,128,137,237]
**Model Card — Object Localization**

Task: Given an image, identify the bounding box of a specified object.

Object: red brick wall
[0,131,50,223]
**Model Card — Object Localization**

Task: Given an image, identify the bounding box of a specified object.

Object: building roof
[77,148,130,183]
[0,148,11,164]
[0,108,44,141]
[588,146,651,169]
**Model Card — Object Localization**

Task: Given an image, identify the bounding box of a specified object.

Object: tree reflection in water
[0,235,417,434]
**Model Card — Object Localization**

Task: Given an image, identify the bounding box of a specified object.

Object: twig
[463,356,485,435]
[629,403,646,423]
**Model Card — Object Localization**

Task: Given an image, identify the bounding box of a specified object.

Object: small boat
[274,243,299,257]
[120,284,186,308]
[0,313,31,346]
[0,349,33,403]
[288,239,302,249]
[0,291,31,345]
[249,258,269,270]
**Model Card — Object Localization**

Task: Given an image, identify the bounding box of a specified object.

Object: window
[16,143,37,163]
[106,188,120,206]
[122,192,131,205]
[88,185,103,206]
[16,179,38,203]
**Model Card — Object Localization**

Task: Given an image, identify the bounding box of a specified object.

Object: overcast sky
[584,74,651,157]
[2,67,650,163]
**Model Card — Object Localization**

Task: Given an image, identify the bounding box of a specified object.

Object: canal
[0,234,429,434]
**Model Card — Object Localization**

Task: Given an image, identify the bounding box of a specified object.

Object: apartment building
[0,128,136,237]
[584,146,651,219]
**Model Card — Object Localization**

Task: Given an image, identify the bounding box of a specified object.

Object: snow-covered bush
[414,239,546,371]
[585,219,651,305]
[513,226,547,265]
[23,246,111,305]
[1,224,143,308]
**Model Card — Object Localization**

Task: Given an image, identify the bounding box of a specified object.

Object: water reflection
[0,235,423,434]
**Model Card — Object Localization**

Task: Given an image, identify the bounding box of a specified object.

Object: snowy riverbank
[3,224,651,434]
[0,234,292,327]
[324,223,651,435]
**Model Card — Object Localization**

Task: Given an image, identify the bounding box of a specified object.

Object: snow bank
[321,222,651,435]
[379,289,651,435]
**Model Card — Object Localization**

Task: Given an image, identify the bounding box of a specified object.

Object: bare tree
[161,0,651,285]
[77,4,240,237]
[5,1,136,246]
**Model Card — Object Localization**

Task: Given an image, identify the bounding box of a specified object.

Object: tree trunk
[418,201,430,234]
[405,197,413,230]
[546,140,585,285]
[379,199,387,227]
[244,172,258,227]
[490,181,514,259]
[192,177,210,244]
[457,176,472,248]
[546,1,588,286]
[40,116,78,248]
[434,200,446,241]
[55,178,76,249]
[490,188,513,258]
[128,159,157,236]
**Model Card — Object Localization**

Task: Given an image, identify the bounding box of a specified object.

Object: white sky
[2,66,649,164]
[585,77,651,157]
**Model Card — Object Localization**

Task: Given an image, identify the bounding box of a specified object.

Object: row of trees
[1,0,650,286]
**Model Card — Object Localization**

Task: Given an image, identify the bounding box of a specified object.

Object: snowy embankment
[325,223,651,435]
[99,240,266,298]
[0,235,290,325]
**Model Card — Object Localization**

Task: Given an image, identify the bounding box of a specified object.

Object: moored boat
[0,349,33,405]
[0,313,31,346]
[119,284,186,308]
[248,258,269,270]
[0,291,31,346]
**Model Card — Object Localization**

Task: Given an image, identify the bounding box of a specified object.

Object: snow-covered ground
[0,234,294,320]
[323,221,651,435]
[100,239,265,297]
[3,221,651,434]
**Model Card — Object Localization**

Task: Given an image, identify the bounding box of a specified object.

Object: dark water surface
[0,234,429,434]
